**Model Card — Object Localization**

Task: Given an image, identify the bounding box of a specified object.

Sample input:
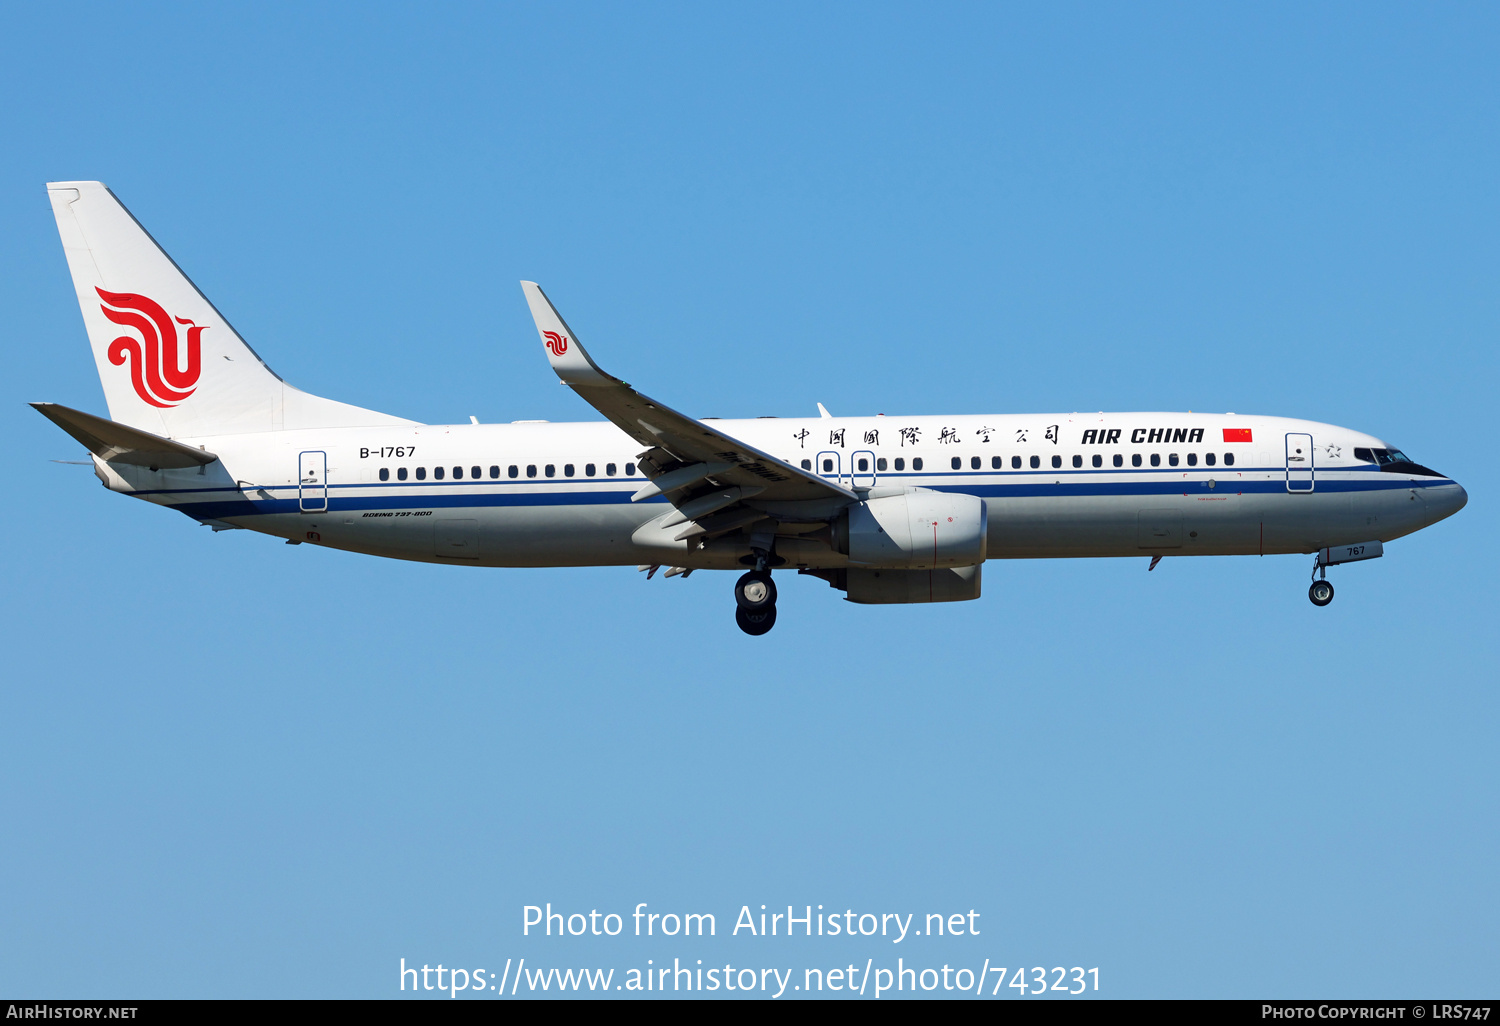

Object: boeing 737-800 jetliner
[35,182,1467,634]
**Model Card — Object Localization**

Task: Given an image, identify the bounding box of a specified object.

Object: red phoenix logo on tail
[543,330,569,356]
[96,287,206,408]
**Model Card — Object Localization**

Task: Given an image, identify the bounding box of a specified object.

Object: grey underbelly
[213,486,1429,567]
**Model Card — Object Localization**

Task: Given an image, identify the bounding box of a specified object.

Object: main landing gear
[734,569,778,635]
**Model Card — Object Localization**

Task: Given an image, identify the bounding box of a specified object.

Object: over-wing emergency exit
[36,182,1467,634]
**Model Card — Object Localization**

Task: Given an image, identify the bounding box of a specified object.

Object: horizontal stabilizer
[31,402,217,468]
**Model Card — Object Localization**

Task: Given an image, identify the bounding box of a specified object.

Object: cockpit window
[1355,447,1413,465]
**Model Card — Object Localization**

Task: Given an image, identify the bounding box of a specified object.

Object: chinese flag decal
[1223,428,1253,443]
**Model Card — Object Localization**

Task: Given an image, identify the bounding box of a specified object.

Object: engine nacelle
[841,489,987,569]
[845,565,982,604]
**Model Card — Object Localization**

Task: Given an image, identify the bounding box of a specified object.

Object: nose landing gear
[1308,552,1336,607]
[1306,541,1382,606]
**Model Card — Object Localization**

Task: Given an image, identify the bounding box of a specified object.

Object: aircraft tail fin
[46,182,414,437]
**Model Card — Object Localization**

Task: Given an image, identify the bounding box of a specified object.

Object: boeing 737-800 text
[35,182,1467,634]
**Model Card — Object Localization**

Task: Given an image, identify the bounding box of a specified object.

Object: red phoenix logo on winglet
[96,287,206,408]
[543,330,569,356]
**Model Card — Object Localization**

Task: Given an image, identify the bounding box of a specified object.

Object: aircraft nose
[1426,480,1468,526]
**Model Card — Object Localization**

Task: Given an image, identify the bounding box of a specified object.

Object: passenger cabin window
[586,464,596,476]
[489,465,500,478]
[1051,455,1062,469]
[801,459,812,470]
[992,456,1002,469]
[1113,454,1123,467]
[1131,454,1142,467]
[564,464,575,477]
[913,457,924,471]
[545,464,556,478]
[434,466,445,480]
[1072,455,1082,468]
[397,468,408,481]
[1187,453,1197,467]
[625,463,635,476]
[894,457,905,471]
[1150,454,1160,467]
[951,456,962,470]
[526,465,537,478]
[858,457,870,472]
[1012,456,1022,469]
[1030,455,1040,469]
[452,466,462,478]
[606,463,617,476]
[416,467,427,480]
[1224,453,1235,466]
[822,458,834,473]
[1092,454,1102,468]
[1204,453,1215,467]
[876,457,887,471]
[379,468,390,481]
[508,465,519,478]
[472,466,481,478]
[1168,454,1179,467]
[970,456,981,470]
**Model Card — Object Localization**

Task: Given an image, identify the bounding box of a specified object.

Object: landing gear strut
[1306,541,1382,607]
[734,566,778,636]
[1309,554,1335,607]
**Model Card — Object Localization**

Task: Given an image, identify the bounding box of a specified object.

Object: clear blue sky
[2,2,1495,999]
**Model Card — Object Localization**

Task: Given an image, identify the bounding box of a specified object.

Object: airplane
[35,181,1467,635]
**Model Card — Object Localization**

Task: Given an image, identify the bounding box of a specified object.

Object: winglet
[519,281,617,387]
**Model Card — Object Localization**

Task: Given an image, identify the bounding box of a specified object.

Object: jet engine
[835,489,988,569]
[844,564,982,604]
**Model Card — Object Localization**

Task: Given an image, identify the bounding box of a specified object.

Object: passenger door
[850,449,877,488]
[1285,433,1314,493]
[815,450,843,486]
[298,451,327,512]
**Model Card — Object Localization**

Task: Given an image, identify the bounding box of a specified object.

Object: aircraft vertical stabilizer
[45,182,413,437]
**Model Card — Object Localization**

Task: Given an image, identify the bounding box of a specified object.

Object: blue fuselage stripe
[156,468,1450,522]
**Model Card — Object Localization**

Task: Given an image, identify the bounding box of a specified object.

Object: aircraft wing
[520,282,856,538]
[32,402,218,468]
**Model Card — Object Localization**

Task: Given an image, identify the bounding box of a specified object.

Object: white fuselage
[91,411,1466,570]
